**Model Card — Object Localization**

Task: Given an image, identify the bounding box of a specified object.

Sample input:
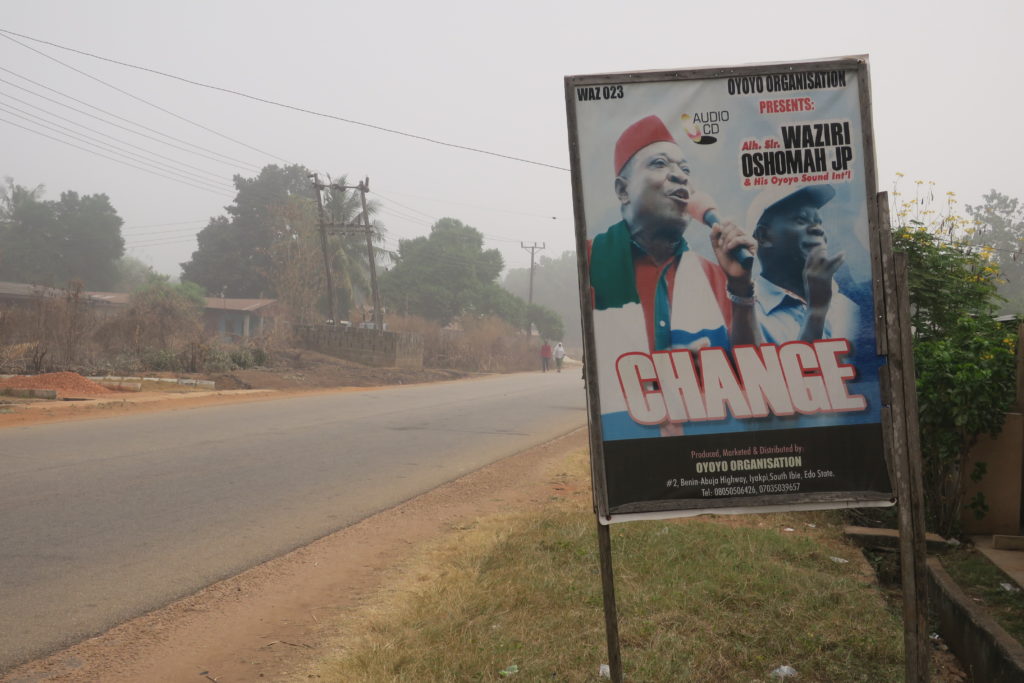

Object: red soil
[0,371,113,397]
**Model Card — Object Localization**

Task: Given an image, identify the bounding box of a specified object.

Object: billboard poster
[566,57,893,522]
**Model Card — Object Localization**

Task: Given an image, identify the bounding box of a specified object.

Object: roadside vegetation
[888,180,1019,537]
[0,286,550,378]
[0,279,277,376]
[386,313,543,373]
[315,453,903,683]
[1,168,567,379]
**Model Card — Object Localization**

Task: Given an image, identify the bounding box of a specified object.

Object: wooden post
[310,174,338,325]
[895,250,930,680]
[1015,321,1023,413]
[596,521,623,683]
[876,192,929,682]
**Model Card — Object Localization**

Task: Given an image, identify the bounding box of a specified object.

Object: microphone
[686,190,754,271]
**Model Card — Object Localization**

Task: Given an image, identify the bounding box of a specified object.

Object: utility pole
[310,173,338,325]
[358,178,383,331]
[336,177,383,332]
[521,242,544,334]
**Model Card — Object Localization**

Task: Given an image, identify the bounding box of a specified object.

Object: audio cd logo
[681,111,728,145]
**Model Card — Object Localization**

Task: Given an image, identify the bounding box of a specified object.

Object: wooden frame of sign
[565,56,929,682]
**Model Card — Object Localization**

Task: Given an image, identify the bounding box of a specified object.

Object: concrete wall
[963,413,1024,535]
[294,324,423,369]
[928,557,1024,683]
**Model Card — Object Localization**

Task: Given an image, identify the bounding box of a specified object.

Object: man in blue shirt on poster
[747,184,860,344]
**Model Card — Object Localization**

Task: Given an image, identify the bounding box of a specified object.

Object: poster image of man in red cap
[587,115,759,437]
[585,114,761,438]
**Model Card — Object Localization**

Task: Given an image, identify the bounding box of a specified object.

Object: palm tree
[266,174,388,324]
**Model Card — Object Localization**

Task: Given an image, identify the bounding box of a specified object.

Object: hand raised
[803,245,845,311]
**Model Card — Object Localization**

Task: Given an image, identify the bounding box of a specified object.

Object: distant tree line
[1,168,565,340]
[380,217,564,341]
[0,178,125,289]
[502,250,581,347]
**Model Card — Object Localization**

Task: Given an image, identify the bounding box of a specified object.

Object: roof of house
[86,291,131,305]
[0,282,277,313]
[0,281,60,299]
[0,281,115,304]
[87,291,277,312]
[202,297,277,312]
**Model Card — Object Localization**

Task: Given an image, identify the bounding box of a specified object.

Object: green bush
[203,347,236,373]
[230,347,254,369]
[893,222,1017,536]
[142,349,181,372]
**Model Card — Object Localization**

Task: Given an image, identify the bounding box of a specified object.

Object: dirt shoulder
[0,427,589,683]
[0,349,474,430]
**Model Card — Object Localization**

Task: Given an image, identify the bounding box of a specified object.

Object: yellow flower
[895,172,905,177]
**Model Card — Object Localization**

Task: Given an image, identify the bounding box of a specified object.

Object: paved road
[0,372,586,672]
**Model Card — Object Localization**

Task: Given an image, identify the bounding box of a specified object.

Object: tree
[965,190,1024,315]
[181,166,382,319]
[503,250,581,346]
[265,195,326,324]
[181,165,311,297]
[0,179,124,288]
[317,178,385,320]
[381,218,505,324]
[890,180,1018,536]
[112,256,164,292]
[528,303,564,341]
[126,280,205,351]
[477,283,527,329]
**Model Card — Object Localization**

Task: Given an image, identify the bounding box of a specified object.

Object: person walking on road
[553,342,566,372]
[540,340,553,372]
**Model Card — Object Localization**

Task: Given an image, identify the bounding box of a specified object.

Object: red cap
[614,116,676,175]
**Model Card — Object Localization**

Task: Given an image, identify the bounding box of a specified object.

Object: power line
[0,90,236,185]
[371,191,437,222]
[372,188,560,245]
[0,27,569,172]
[122,219,208,230]
[0,115,231,196]
[0,102,235,191]
[0,71,262,171]
[0,30,289,164]
[382,187,566,221]
[371,194,541,246]
[126,236,198,248]
[376,205,433,228]
[122,224,210,237]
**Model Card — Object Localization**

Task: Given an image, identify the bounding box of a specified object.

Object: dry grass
[0,289,287,376]
[386,314,537,372]
[314,451,904,682]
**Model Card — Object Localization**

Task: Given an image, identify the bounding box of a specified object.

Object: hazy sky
[2,0,1020,279]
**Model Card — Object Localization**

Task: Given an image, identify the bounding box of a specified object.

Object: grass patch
[941,547,1024,642]
[136,379,207,393]
[316,454,904,682]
